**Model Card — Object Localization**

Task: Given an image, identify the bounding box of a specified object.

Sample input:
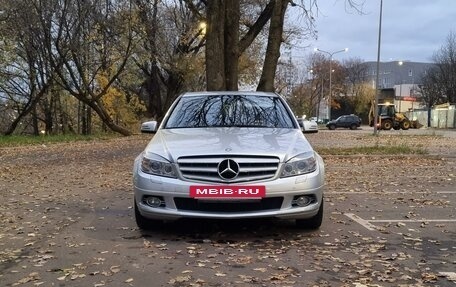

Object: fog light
[145,196,162,208]
[293,196,312,207]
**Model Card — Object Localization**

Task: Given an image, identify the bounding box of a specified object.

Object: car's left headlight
[280,151,317,177]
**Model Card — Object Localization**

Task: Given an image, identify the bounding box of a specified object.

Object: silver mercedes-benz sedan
[133,91,325,229]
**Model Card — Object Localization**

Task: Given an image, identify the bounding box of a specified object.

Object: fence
[405,106,455,129]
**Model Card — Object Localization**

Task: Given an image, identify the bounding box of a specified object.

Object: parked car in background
[309,117,325,124]
[297,116,319,133]
[326,114,362,130]
[134,91,325,230]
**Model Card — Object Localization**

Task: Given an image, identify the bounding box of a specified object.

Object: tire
[327,124,336,130]
[134,199,162,230]
[349,124,357,130]
[401,120,411,130]
[381,120,393,130]
[296,200,323,229]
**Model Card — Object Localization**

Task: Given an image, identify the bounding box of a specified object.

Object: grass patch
[316,144,427,155]
[0,134,120,147]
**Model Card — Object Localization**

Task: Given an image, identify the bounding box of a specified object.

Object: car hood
[143,128,314,163]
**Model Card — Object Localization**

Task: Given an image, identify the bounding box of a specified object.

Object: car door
[339,116,348,128]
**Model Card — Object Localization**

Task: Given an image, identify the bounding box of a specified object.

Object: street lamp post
[314,48,348,121]
[397,60,404,113]
[373,0,383,135]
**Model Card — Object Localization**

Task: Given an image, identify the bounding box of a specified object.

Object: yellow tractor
[369,102,411,130]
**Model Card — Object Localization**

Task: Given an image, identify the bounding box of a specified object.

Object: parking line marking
[439,272,456,282]
[330,191,456,195]
[437,191,456,194]
[369,219,456,223]
[344,213,377,231]
[344,213,456,231]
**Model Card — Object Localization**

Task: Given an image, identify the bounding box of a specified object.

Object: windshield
[165,94,295,129]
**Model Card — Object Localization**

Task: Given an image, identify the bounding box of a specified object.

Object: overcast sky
[291,0,456,63]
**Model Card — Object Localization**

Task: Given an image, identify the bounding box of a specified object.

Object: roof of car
[181,91,280,97]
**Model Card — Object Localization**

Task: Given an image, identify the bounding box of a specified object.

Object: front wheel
[381,120,393,130]
[349,124,358,130]
[296,200,323,229]
[327,124,336,130]
[401,120,411,130]
[134,199,163,230]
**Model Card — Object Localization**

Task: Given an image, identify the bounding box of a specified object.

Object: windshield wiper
[231,125,270,128]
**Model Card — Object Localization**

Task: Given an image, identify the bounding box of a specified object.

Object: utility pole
[374,0,383,135]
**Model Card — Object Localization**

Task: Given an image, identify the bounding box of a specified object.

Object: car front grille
[177,155,280,183]
[174,197,283,213]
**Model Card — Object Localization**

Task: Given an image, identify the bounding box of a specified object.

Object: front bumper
[304,124,318,132]
[133,160,325,221]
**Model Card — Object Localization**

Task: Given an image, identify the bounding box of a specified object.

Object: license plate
[190,185,266,198]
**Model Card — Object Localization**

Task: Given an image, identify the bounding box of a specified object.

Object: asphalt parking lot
[0,127,455,286]
[308,127,456,286]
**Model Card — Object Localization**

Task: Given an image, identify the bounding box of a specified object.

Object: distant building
[361,61,435,89]
[361,61,435,113]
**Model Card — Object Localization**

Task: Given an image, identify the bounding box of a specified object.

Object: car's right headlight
[280,151,317,177]
[140,153,177,178]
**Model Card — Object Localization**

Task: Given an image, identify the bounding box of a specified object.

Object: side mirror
[296,119,304,131]
[140,121,158,133]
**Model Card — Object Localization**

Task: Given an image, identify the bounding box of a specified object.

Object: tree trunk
[32,105,39,136]
[206,0,226,91]
[224,0,240,91]
[3,86,49,136]
[142,63,164,120]
[86,106,92,135]
[42,95,54,134]
[427,107,432,128]
[81,103,88,135]
[257,0,288,92]
[88,99,132,136]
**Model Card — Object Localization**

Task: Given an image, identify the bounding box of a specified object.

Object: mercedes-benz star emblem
[217,159,240,180]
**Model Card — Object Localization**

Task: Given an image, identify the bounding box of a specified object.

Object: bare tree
[419,67,444,127]
[432,31,456,104]
[343,58,367,97]
[133,0,206,120]
[342,57,373,118]
[0,0,55,135]
[0,0,367,135]
[187,0,366,93]
[291,55,373,121]
[204,0,318,92]
[290,53,329,120]
[47,0,135,135]
[414,31,456,127]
